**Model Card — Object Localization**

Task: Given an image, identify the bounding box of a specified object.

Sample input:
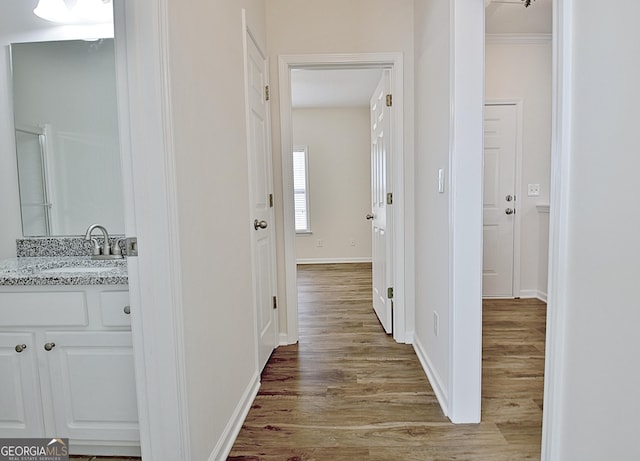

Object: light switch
[438,169,445,193]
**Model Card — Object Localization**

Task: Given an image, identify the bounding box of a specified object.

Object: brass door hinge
[265,85,270,101]
[386,192,393,205]
[272,296,278,309]
[269,193,274,208]
[386,94,392,107]
[387,287,394,299]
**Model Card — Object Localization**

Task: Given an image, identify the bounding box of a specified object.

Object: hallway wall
[549,1,640,459]
[265,0,415,337]
[164,1,266,459]
[293,107,372,263]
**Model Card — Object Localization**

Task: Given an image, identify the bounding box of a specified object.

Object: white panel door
[45,331,139,442]
[483,104,518,297]
[0,332,43,437]
[245,33,277,371]
[369,70,393,333]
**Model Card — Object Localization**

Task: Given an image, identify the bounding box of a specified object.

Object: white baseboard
[296,257,372,265]
[404,331,414,345]
[208,372,260,461]
[519,289,548,302]
[413,335,449,417]
[279,332,294,346]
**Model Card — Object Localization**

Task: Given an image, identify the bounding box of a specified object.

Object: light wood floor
[228,263,546,460]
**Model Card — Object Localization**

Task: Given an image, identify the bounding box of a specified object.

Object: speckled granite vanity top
[0,257,128,286]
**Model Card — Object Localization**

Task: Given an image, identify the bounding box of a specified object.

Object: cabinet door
[44,331,139,442]
[0,332,44,437]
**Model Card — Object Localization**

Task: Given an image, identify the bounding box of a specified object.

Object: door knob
[124,305,131,315]
[254,219,268,230]
[366,213,374,220]
[505,208,514,215]
[505,195,513,202]
[44,342,56,351]
[15,344,27,353]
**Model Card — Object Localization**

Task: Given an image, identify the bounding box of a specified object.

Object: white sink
[43,266,120,274]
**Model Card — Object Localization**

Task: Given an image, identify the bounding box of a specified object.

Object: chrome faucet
[84,223,123,259]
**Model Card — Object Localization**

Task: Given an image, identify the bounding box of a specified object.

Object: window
[293,146,311,233]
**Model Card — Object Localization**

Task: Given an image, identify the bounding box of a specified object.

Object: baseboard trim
[296,257,372,265]
[413,335,449,417]
[208,372,260,461]
[279,332,293,346]
[519,289,548,302]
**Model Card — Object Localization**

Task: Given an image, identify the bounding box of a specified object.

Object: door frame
[277,52,408,344]
[483,100,523,298]
[541,0,572,459]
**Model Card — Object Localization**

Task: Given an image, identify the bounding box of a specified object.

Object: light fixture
[33,0,75,23]
[33,0,113,25]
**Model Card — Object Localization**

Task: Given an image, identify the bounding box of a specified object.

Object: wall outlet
[433,311,440,336]
[350,239,356,247]
[316,239,324,248]
[528,183,541,197]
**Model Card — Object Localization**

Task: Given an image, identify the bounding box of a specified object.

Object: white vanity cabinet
[0,286,140,456]
[0,331,44,437]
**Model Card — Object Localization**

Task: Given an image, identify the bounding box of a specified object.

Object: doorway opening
[483,0,553,456]
[277,53,408,345]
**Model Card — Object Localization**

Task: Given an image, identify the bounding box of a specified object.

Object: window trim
[293,145,311,234]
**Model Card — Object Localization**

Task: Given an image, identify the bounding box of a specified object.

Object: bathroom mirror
[11,38,124,236]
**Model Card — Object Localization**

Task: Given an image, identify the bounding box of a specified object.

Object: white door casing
[370,70,393,333]
[483,103,519,297]
[244,31,277,372]
[277,52,406,345]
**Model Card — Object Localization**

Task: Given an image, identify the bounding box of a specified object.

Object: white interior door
[245,32,277,371]
[369,70,393,333]
[483,104,518,297]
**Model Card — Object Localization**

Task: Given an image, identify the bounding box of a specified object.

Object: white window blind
[293,147,310,233]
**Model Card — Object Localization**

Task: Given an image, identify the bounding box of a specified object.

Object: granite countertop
[0,257,128,286]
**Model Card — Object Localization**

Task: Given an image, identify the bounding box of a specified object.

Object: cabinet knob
[15,344,27,353]
[44,342,56,351]
[124,305,131,315]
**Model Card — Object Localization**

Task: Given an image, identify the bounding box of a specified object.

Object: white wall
[266,0,415,338]
[414,0,484,423]
[164,1,266,459]
[547,1,640,459]
[293,107,372,263]
[414,0,452,409]
[485,37,552,298]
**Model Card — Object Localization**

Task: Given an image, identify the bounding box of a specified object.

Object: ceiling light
[33,0,75,23]
[33,0,113,25]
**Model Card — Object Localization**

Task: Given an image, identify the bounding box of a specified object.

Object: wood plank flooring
[228,263,546,461]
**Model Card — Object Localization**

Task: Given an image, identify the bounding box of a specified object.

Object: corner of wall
[207,372,260,461]
[413,334,449,417]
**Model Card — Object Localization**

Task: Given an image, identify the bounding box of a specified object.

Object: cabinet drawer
[0,292,87,326]
[100,291,131,327]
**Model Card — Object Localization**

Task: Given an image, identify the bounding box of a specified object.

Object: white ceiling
[0,0,113,40]
[486,0,552,34]
[290,68,383,109]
